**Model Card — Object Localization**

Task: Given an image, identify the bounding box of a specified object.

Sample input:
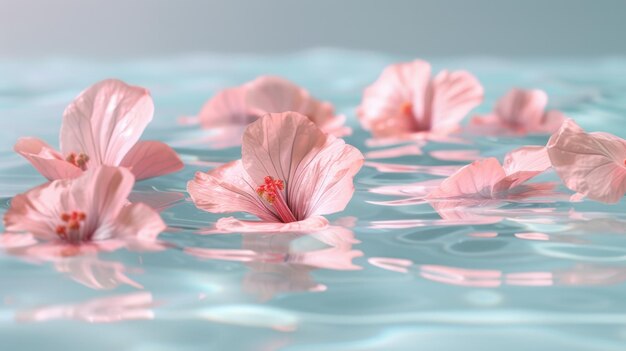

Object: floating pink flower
[547,119,626,203]
[198,76,349,137]
[187,112,364,231]
[14,79,183,181]
[470,88,566,135]
[4,166,166,243]
[358,59,483,138]
[426,146,552,200]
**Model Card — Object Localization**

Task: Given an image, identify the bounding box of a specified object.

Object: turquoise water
[2,50,626,350]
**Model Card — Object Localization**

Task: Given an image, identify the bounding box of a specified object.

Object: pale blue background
[0,0,624,57]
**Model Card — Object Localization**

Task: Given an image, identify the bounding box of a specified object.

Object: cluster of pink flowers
[3,58,626,253]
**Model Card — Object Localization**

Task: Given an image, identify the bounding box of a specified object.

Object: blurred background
[1,0,625,58]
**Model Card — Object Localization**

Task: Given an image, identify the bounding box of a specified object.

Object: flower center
[401,102,413,118]
[256,176,297,223]
[66,152,90,171]
[55,211,87,241]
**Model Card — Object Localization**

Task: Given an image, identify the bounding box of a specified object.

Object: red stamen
[66,152,90,171]
[56,211,87,241]
[401,102,413,117]
[256,176,297,223]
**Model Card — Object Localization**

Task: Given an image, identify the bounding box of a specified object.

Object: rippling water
[2,50,626,350]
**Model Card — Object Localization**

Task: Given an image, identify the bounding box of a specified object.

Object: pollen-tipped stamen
[55,210,87,241]
[256,176,297,223]
[66,152,90,171]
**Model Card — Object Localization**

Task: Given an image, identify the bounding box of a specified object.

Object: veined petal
[60,79,154,167]
[72,166,135,241]
[242,112,363,220]
[198,86,256,128]
[427,158,506,199]
[499,146,551,189]
[428,70,483,134]
[187,160,278,222]
[14,137,82,180]
[358,60,432,137]
[547,119,626,203]
[108,203,166,242]
[120,141,183,180]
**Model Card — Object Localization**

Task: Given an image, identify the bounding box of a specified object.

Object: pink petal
[245,76,338,131]
[4,180,73,240]
[242,112,364,220]
[498,145,551,189]
[198,86,256,128]
[14,137,82,180]
[187,160,278,222]
[120,141,183,180]
[71,166,136,241]
[494,88,547,131]
[426,158,506,199]
[60,79,154,167]
[547,119,626,203]
[358,60,432,137]
[111,203,166,241]
[428,69,484,134]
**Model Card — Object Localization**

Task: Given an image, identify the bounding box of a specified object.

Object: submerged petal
[120,141,183,180]
[547,119,626,203]
[60,79,154,167]
[14,137,82,180]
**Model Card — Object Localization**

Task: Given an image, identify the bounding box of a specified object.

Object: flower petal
[187,160,277,222]
[428,70,484,134]
[72,166,136,240]
[14,137,82,180]
[427,158,506,199]
[60,79,154,166]
[547,119,626,203]
[4,180,73,240]
[499,146,551,188]
[242,112,363,220]
[358,60,432,137]
[198,86,256,128]
[109,203,166,241]
[119,141,183,180]
[494,88,547,130]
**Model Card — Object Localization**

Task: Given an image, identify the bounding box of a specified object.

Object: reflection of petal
[186,227,361,301]
[368,257,413,273]
[420,265,502,287]
[215,216,329,233]
[365,144,423,159]
[429,149,480,162]
[364,161,460,176]
[16,292,154,323]
[54,256,143,290]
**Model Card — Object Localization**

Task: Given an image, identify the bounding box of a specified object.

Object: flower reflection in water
[186,226,362,301]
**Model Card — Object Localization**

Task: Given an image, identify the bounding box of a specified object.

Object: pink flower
[3,166,166,243]
[358,59,483,138]
[547,119,626,203]
[198,76,349,137]
[187,112,364,231]
[470,88,566,135]
[14,79,183,181]
[426,146,552,200]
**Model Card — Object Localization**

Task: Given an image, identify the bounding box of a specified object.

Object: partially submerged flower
[358,59,483,138]
[470,88,565,135]
[198,76,349,137]
[187,111,364,231]
[4,166,166,243]
[547,119,626,203]
[14,79,183,181]
[427,146,552,200]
